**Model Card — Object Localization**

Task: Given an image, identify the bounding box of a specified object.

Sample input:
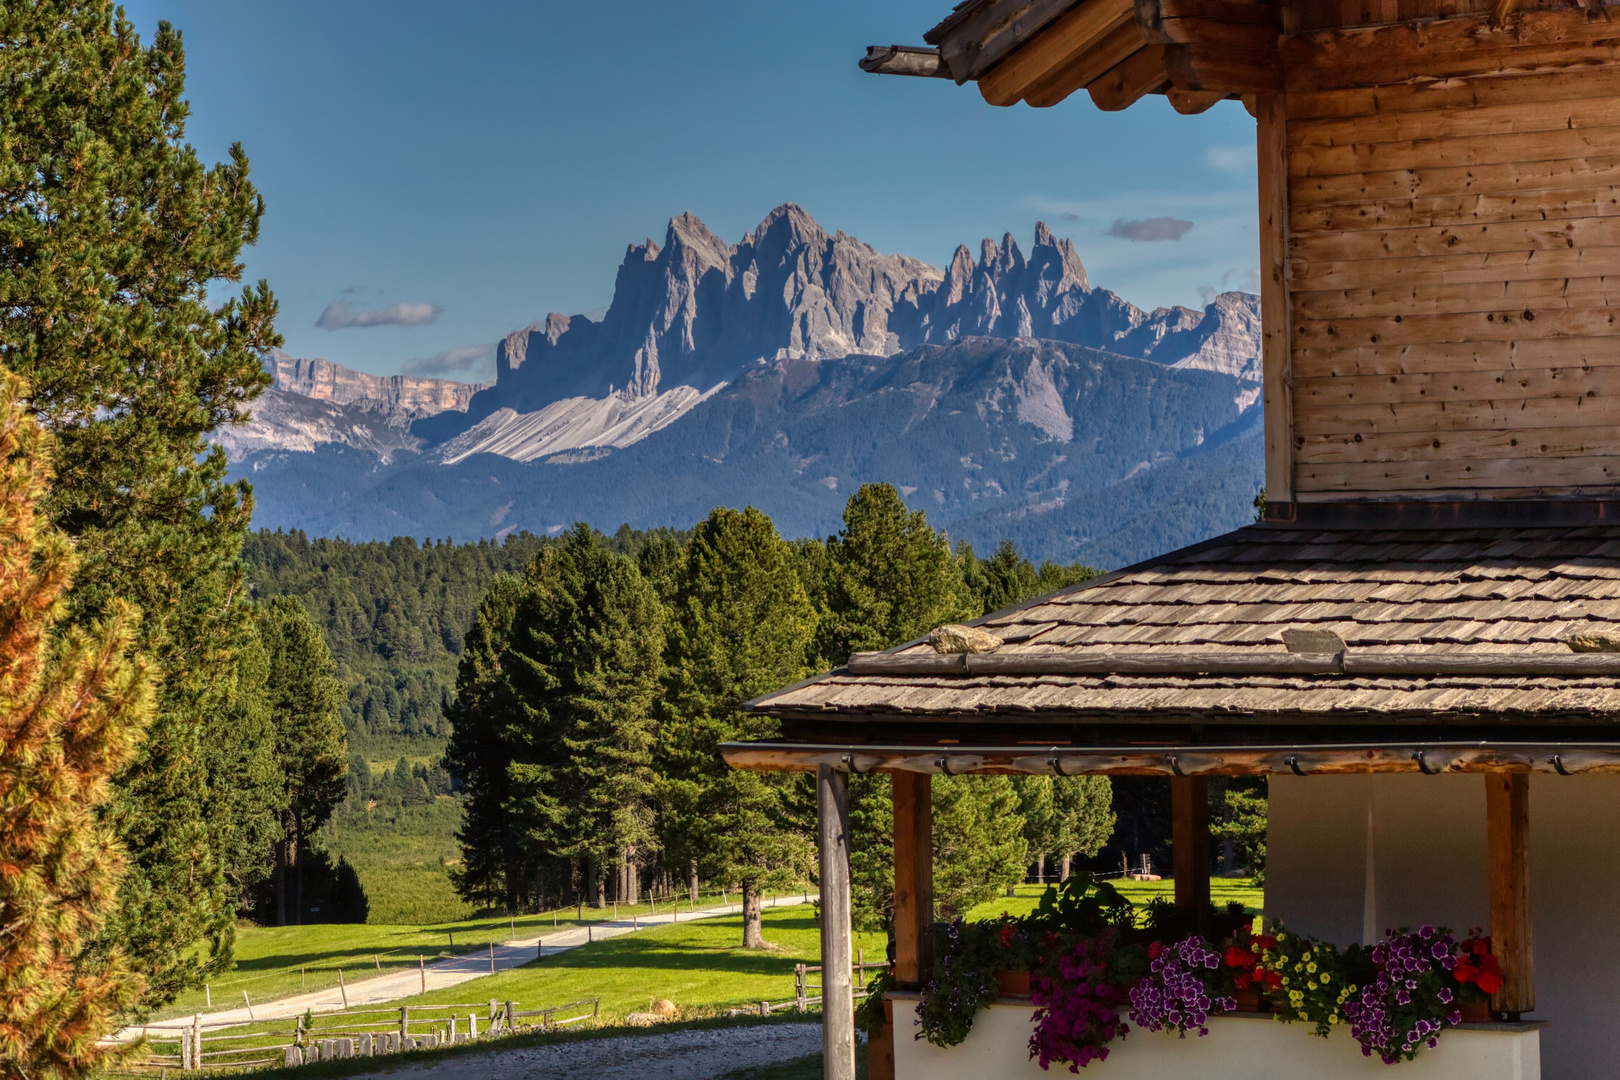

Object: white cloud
[401,344,493,377]
[316,298,442,330]
[1205,145,1252,173]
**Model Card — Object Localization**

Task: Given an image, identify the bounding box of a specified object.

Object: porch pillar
[892,772,934,985]
[1485,772,1534,1017]
[818,763,856,1080]
[1171,776,1211,936]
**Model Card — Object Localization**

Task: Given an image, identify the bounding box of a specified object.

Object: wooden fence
[123,997,598,1071]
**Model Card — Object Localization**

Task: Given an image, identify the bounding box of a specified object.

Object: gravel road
[339,1022,825,1080]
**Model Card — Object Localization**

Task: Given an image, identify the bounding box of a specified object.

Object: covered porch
[724,510,1620,1079]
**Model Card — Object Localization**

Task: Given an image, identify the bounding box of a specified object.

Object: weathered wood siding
[1282,65,1620,499]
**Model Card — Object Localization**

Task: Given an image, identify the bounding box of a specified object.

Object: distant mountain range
[223,206,1264,567]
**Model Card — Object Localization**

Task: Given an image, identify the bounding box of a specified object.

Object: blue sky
[120,0,1261,381]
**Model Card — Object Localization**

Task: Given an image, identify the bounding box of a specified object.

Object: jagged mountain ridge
[412,205,1260,449]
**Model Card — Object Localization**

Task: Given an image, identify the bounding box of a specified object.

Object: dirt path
[336,1023,824,1080]
[117,894,809,1040]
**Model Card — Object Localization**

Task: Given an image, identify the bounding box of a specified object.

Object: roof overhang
[720,739,1620,775]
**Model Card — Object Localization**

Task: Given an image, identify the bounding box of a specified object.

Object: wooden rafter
[1166,87,1231,112]
[1088,44,1172,108]
[1024,19,1147,105]
[978,0,1137,105]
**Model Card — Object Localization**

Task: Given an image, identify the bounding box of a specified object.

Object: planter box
[888,995,1543,1080]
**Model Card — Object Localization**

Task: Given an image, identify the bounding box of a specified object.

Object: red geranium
[1454,931,1504,996]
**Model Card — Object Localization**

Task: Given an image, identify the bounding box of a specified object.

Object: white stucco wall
[891,997,1542,1080]
[1268,773,1620,1080]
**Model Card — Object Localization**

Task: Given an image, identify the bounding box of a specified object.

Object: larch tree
[255,596,347,926]
[1,2,279,1006]
[660,507,816,948]
[0,376,154,1078]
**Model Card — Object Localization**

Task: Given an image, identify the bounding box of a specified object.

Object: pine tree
[931,776,1028,917]
[0,377,154,1078]
[1,3,280,1006]
[815,484,974,665]
[256,596,347,926]
[660,507,816,948]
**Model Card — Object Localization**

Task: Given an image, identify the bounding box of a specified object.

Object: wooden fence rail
[114,996,597,1071]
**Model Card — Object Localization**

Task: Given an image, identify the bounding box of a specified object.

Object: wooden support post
[1172,776,1211,935]
[1487,772,1534,1017]
[818,763,855,1080]
[892,771,934,987]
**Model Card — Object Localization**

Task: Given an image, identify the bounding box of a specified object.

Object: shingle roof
[752,522,1620,725]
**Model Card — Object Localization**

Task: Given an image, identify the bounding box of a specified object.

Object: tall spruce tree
[450,527,664,910]
[814,484,974,665]
[443,575,529,912]
[1,3,278,1006]
[660,507,816,948]
[256,596,347,926]
[0,377,154,1077]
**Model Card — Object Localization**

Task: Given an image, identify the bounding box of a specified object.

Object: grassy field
[963,877,1264,922]
[153,889,811,1022]
[355,904,886,1025]
[321,796,470,925]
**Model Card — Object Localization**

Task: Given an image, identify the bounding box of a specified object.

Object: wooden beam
[892,772,934,987]
[1284,10,1620,91]
[1166,87,1229,113]
[1165,43,1282,92]
[1024,20,1146,106]
[1137,0,1281,48]
[1087,45,1171,110]
[818,764,856,1080]
[1257,91,1294,505]
[1486,772,1534,1017]
[979,0,1137,106]
[1172,776,1211,935]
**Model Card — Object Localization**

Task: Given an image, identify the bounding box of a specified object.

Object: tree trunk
[741,883,768,949]
[1060,853,1072,882]
[1005,882,1016,897]
[274,813,291,927]
[293,817,304,926]
[587,859,603,908]
[687,859,699,905]
[1036,855,1046,885]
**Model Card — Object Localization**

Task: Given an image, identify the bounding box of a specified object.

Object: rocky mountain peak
[416,207,1260,448]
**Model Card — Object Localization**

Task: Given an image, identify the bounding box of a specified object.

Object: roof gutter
[859,45,953,78]
[720,739,1620,777]
[845,650,1620,678]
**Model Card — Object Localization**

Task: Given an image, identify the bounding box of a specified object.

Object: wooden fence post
[399,1006,409,1042]
[242,991,254,1020]
[192,1016,202,1071]
[419,955,426,993]
[338,968,348,1009]
[795,964,807,1012]
[489,942,495,973]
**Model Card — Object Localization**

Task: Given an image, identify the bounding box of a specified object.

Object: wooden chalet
[724,0,1620,1077]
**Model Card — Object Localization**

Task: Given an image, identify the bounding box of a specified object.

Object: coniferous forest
[239,493,1122,933]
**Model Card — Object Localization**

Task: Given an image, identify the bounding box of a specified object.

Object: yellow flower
[1306,962,1317,974]
[1320,973,1331,984]
[1281,977,1290,986]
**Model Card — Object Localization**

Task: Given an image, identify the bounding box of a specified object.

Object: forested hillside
[242,531,550,749]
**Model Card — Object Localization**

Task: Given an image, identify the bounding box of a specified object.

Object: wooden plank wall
[1283,65,1620,500]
